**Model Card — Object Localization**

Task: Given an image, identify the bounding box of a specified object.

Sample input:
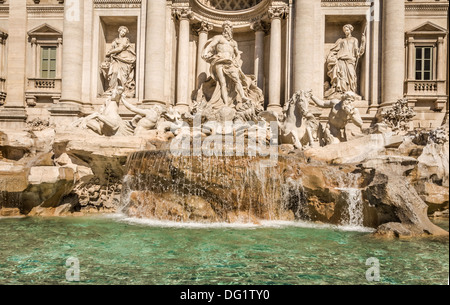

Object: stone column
[0,35,4,77]
[173,8,193,113]
[195,21,213,88]
[407,37,415,80]
[437,37,445,81]
[0,31,7,107]
[30,38,38,78]
[293,0,318,92]
[0,0,27,128]
[268,7,287,113]
[251,20,268,91]
[143,0,167,105]
[60,0,84,105]
[381,0,405,107]
[49,0,84,124]
[56,38,63,79]
[0,34,5,78]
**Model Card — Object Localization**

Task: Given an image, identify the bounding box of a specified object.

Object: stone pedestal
[143,0,167,105]
[381,0,405,108]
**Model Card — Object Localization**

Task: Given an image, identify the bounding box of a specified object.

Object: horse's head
[285,90,312,114]
[283,91,299,114]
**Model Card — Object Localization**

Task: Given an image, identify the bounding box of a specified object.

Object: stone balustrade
[27,78,61,92]
[25,78,62,107]
[405,80,446,96]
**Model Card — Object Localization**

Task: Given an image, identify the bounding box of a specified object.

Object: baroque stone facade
[0,0,448,129]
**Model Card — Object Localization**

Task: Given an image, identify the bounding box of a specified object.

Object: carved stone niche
[324,15,368,101]
[98,16,138,99]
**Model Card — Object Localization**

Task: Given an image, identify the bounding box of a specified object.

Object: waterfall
[120,150,364,226]
[119,151,305,223]
[282,178,310,221]
[337,187,364,227]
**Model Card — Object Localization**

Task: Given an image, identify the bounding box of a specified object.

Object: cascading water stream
[336,187,364,227]
[119,151,309,223]
[119,150,368,228]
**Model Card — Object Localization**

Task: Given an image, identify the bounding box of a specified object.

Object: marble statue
[282,90,319,149]
[199,21,264,111]
[261,90,319,149]
[100,26,137,98]
[73,86,134,137]
[310,91,364,145]
[325,24,366,100]
[122,98,182,135]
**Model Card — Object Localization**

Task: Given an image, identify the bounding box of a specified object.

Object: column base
[267,104,282,114]
[174,104,190,114]
[0,106,28,129]
[379,99,401,110]
[141,99,167,107]
[367,104,380,115]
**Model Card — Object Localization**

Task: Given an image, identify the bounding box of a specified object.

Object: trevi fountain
[0,0,448,286]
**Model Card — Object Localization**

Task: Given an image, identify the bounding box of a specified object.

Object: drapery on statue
[100,26,136,98]
[310,91,364,145]
[73,86,134,137]
[325,24,366,100]
[199,21,263,112]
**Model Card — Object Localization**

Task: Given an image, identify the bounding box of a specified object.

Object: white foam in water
[109,213,374,232]
[258,220,374,233]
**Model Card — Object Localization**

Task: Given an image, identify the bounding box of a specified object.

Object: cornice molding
[405,2,449,12]
[321,1,371,8]
[27,5,64,15]
[93,0,142,9]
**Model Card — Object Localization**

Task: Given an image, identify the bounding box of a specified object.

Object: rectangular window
[415,46,433,81]
[41,46,57,79]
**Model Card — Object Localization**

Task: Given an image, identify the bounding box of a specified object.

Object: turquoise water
[0,215,448,285]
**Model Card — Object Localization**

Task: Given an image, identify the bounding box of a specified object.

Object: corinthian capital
[251,20,269,33]
[172,8,193,21]
[193,21,214,35]
[268,6,288,20]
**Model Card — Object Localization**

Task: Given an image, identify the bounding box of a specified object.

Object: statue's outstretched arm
[310,95,332,108]
[122,97,147,117]
[351,109,364,129]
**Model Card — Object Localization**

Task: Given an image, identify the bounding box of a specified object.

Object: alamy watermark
[365,257,380,282]
[367,0,380,23]
[65,257,80,282]
[169,117,279,166]
[65,0,80,22]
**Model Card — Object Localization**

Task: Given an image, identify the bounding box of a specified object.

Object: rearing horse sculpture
[280,90,319,149]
